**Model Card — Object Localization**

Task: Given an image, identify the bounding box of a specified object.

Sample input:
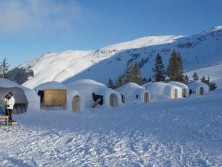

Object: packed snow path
[0,91,222,167]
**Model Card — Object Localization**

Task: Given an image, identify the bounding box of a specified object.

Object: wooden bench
[0,116,20,129]
[9,121,18,125]
[0,115,9,126]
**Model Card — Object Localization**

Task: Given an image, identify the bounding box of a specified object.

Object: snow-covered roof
[35,81,69,91]
[67,79,106,87]
[0,78,21,88]
[117,82,148,97]
[168,81,188,89]
[66,79,107,94]
[118,82,144,90]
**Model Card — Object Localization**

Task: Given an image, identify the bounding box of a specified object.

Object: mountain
[21,26,222,89]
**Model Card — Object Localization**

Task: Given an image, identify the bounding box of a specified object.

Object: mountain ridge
[21,26,222,89]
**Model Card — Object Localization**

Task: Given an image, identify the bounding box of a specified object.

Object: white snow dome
[0,78,40,113]
[35,81,83,112]
[168,81,189,97]
[117,82,150,104]
[187,81,209,95]
[145,82,183,100]
[65,79,122,108]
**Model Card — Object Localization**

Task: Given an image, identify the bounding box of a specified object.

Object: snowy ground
[0,91,222,167]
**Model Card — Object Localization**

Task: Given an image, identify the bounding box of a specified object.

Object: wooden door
[144,92,149,103]
[72,96,79,112]
[182,89,186,97]
[172,89,178,99]
[44,90,66,106]
[200,87,204,95]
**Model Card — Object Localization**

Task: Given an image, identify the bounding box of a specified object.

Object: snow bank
[117,82,150,104]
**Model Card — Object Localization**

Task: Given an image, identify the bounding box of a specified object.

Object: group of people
[0,92,15,121]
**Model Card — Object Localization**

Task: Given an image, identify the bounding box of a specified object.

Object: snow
[35,81,69,90]
[168,81,189,97]
[21,26,222,89]
[186,63,222,90]
[0,90,222,166]
[0,78,40,111]
[200,26,222,34]
[101,35,183,50]
[145,82,183,100]
[35,81,84,111]
[187,81,209,95]
[117,82,150,103]
[65,79,122,108]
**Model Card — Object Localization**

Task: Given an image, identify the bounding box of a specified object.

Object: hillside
[1,90,222,166]
[21,26,222,88]
[186,62,222,89]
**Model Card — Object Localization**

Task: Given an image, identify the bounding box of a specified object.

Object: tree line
[108,50,216,91]
[0,58,34,85]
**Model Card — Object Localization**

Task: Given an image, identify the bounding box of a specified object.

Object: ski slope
[0,90,222,166]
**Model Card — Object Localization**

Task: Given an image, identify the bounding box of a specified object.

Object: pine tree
[125,63,142,85]
[125,64,134,83]
[184,75,189,84]
[193,72,199,81]
[107,78,115,89]
[8,67,34,85]
[167,50,184,82]
[152,53,166,82]
[201,76,217,91]
[116,74,125,88]
[133,62,142,85]
[177,52,184,82]
[0,58,10,78]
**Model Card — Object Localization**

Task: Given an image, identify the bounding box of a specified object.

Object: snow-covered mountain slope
[186,62,222,89]
[101,35,183,50]
[1,90,222,166]
[21,26,222,88]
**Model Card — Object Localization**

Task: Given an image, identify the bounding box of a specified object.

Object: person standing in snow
[5,92,15,121]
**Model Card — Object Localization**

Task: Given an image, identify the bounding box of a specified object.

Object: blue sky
[0,0,222,68]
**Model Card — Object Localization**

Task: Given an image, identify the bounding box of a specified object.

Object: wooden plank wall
[43,90,66,106]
